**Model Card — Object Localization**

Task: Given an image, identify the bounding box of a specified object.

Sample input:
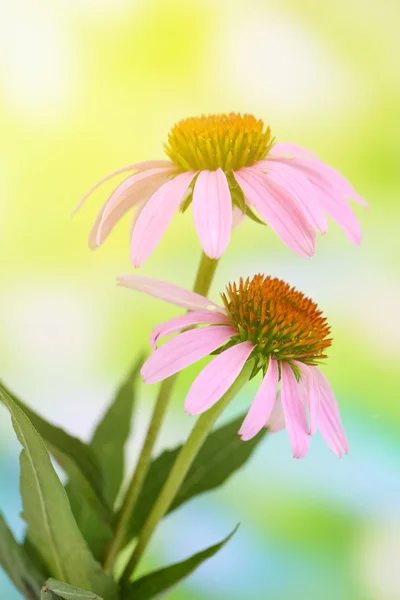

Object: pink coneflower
[75,113,367,266]
[118,273,348,459]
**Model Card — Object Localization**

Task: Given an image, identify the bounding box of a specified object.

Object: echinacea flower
[75,113,367,266]
[118,273,349,459]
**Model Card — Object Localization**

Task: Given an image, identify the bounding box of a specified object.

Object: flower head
[118,273,348,459]
[75,113,367,266]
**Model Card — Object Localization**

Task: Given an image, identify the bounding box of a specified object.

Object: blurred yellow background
[1,1,399,599]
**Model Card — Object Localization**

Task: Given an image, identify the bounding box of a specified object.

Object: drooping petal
[117,274,225,313]
[150,310,231,349]
[141,325,236,384]
[129,198,148,239]
[274,157,363,244]
[280,362,309,459]
[266,392,286,432]
[270,144,367,208]
[185,341,254,416]
[130,171,198,267]
[316,186,362,245]
[91,171,171,248]
[101,167,175,220]
[239,358,279,441]
[295,157,368,208]
[233,168,315,257]
[254,160,328,233]
[192,168,232,259]
[72,160,174,215]
[294,361,320,435]
[312,367,349,457]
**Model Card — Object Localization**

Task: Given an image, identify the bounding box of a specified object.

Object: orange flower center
[221,275,331,366]
[164,113,274,172]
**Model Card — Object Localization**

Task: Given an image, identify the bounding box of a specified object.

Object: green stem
[120,360,253,582]
[104,252,219,572]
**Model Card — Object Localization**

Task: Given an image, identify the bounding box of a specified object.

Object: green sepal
[227,173,266,226]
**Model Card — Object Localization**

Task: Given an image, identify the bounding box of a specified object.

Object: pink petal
[101,168,174,220]
[276,158,363,244]
[141,325,236,384]
[270,144,367,208]
[150,310,231,349]
[130,171,197,267]
[294,361,320,435]
[232,205,245,229]
[92,171,171,248]
[233,168,316,257]
[117,275,225,313]
[129,198,148,238]
[184,341,254,416]
[255,160,328,233]
[312,367,349,457]
[192,169,232,259]
[266,392,286,432]
[280,362,309,459]
[72,160,174,215]
[239,358,279,441]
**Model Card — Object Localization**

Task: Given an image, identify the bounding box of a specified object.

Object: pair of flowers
[75,113,366,458]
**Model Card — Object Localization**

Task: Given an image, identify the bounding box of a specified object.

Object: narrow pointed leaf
[57,452,114,562]
[0,386,118,600]
[90,358,142,507]
[123,526,238,599]
[65,358,142,560]
[125,414,267,544]
[0,382,103,500]
[0,512,43,600]
[44,578,103,599]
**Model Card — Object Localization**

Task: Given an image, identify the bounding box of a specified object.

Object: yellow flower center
[221,275,332,366]
[164,113,274,172]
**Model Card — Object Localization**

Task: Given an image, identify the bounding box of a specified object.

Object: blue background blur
[1,1,399,598]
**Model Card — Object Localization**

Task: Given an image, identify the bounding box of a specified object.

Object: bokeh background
[1,0,399,598]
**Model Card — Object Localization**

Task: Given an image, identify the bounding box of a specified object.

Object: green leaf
[0,386,118,600]
[65,359,142,561]
[43,578,103,599]
[126,414,266,543]
[58,453,114,563]
[123,526,238,600]
[90,358,142,508]
[0,512,43,600]
[41,588,58,600]
[0,382,103,501]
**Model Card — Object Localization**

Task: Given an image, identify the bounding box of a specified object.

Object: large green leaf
[125,414,267,544]
[123,526,238,599]
[0,512,44,600]
[0,386,118,600]
[0,382,103,500]
[65,359,142,560]
[90,358,142,508]
[43,579,103,599]
[58,452,114,563]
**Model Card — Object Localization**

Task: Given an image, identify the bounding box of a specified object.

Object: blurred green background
[1,0,399,598]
